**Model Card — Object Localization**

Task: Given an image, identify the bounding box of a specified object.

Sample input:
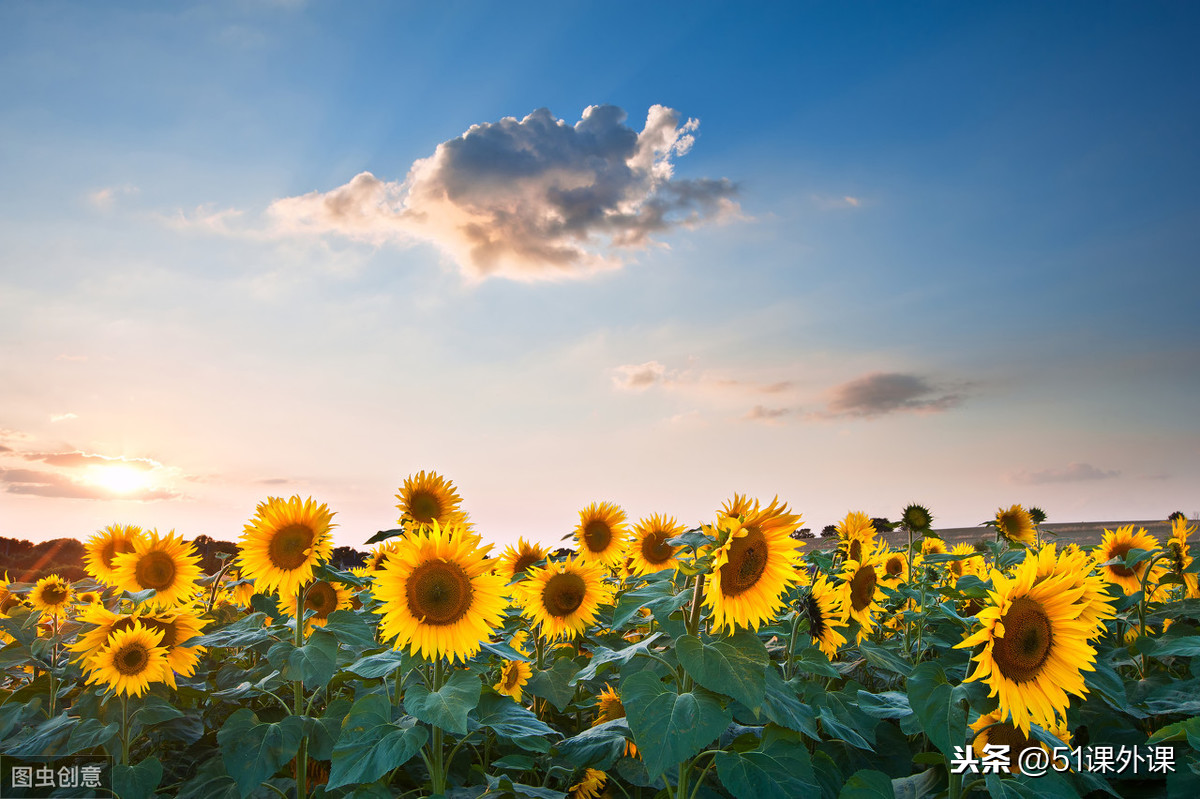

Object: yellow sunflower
[570,769,608,799]
[704,496,804,633]
[970,710,1070,775]
[1168,516,1199,598]
[374,520,506,663]
[1031,544,1115,638]
[0,575,20,615]
[76,591,104,607]
[111,530,202,608]
[71,605,207,688]
[955,553,1097,736]
[628,513,684,576]
[801,575,848,658]
[84,524,145,585]
[84,620,171,697]
[947,543,984,582]
[995,505,1036,546]
[837,510,879,564]
[574,502,629,568]
[277,580,353,630]
[922,537,948,557]
[837,552,886,641]
[497,538,551,583]
[238,496,335,600]
[29,575,73,618]
[1095,525,1165,596]
[594,683,637,756]
[516,556,612,642]
[719,493,757,520]
[395,470,467,531]
[877,549,909,584]
[494,660,533,702]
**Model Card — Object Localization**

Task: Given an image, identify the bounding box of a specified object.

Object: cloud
[813,194,865,211]
[611,361,667,391]
[88,185,138,210]
[744,405,792,423]
[266,105,740,280]
[50,413,78,423]
[0,467,178,501]
[24,452,159,470]
[56,354,88,362]
[1009,463,1120,485]
[0,445,11,453]
[824,372,963,418]
[257,477,295,485]
[160,204,246,235]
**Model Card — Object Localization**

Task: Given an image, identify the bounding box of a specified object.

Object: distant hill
[807,519,1181,551]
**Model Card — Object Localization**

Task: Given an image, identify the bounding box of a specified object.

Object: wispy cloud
[744,405,792,423]
[50,413,78,423]
[0,467,178,501]
[88,184,138,210]
[823,372,963,418]
[813,194,865,210]
[1008,462,1120,485]
[23,451,159,470]
[611,361,667,391]
[263,105,740,280]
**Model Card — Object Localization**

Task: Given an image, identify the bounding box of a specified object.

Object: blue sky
[2,1,1198,548]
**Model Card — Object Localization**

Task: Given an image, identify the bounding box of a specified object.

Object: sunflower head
[570,769,608,799]
[878,549,909,583]
[947,543,983,580]
[498,538,551,583]
[719,493,757,520]
[111,529,203,609]
[494,660,533,702]
[29,575,73,618]
[395,470,466,530]
[278,580,352,629]
[802,575,848,657]
[85,620,171,697]
[628,513,684,576]
[374,520,506,663]
[970,711,1069,775]
[838,552,885,640]
[1095,525,1164,595]
[84,524,145,584]
[1027,506,1047,525]
[517,556,612,642]
[995,505,1036,546]
[574,502,629,568]
[901,503,933,531]
[238,496,336,600]
[921,536,948,557]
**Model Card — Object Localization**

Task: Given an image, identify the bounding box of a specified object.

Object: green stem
[294,584,308,799]
[120,693,130,766]
[686,574,706,637]
[430,659,447,794]
[948,769,964,799]
[261,782,289,799]
[785,610,802,681]
[48,614,59,718]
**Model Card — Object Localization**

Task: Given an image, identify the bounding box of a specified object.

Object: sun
[90,464,151,495]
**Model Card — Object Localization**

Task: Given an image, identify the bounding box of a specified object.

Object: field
[1,488,1197,799]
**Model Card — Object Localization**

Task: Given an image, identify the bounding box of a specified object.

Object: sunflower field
[2,472,1199,799]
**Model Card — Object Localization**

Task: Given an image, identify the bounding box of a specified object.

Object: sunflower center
[141,618,178,647]
[504,664,522,690]
[583,520,612,553]
[641,531,676,565]
[406,560,473,625]
[268,524,315,571]
[41,584,68,605]
[135,551,178,591]
[848,539,862,563]
[886,556,904,576]
[305,581,337,618]
[409,491,442,524]
[512,553,541,575]
[951,560,965,577]
[115,643,150,676]
[986,722,1037,771]
[1106,542,1135,577]
[543,572,586,618]
[802,593,826,638]
[102,540,118,568]
[992,597,1053,683]
[0,594,18,613]
[721,529,768,596]
[849,565,877,611]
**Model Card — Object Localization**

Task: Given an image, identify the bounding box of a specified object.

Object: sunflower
[494,660,533,702]
[947,543,984,582]
[84,620,171,697]
[593,683,638,756]
[84,524,145,585]
[1095,525,1165,596]
[704,496,804,633]
[719,493,757,520]
[837,551,886,641]
[516,557,612,642]
[901,503,933,531]
[374,520,506,663]
[0,576,20,615]
[508,629,531,657]
[995,505,1036,546]
[395,470,467,530]
[955,553,1098,736]
[877,549,909,584]
[801,575,848,658]
[1168,516,1199,598]
[570,769,608,799]
[574,502,629,568]
[72,605,207,688]
[111,530,202,608]
[76,591,103,607]
[278,580,352,630]
[921,537,948,557]
[29,575,73,618]
[497,538,550,583]
[1031,544,1114,637]
[836,511,878,564]
[628,513,684,576]
[970,710,1070,775]
[238,496,335,600]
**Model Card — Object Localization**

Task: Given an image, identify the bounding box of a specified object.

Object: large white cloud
[268,105,739,280]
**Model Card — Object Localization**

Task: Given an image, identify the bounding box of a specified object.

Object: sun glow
[90,464,151,495]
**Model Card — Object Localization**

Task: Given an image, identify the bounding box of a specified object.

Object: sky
[2,1,1198,550]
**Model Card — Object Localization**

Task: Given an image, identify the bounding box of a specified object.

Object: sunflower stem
[120,693,129,766]
[430,658,447,795]
[48,614,59,718]
[785,610,802,681]
[904,526,914,657]
[686,573,705,637]
[294,584,308,799]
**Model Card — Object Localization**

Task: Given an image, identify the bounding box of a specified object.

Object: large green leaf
[570,634,663,685]
[907,661,965,759]
[286,628,339,688]
[327,716,428,789]
[759,668,819,740]
[715,727,817,798]
[838,769,894,799]
[856,690,914,720]
[64,717,119,754]
[347,649,416,679]
[216,708,305,799]
[528,655,580,711]
[321,610,378,652]
[612,581,690,629]
[404,668,482,735]
[113,757,162,799]
[620,670,731,777]
[857,640,914,677]
[1150,635,1200,658]
[3,712,76,756]
[192,613,276,648]
[473,692,558,752]
[555,718,630,771]
[676,633,768,711]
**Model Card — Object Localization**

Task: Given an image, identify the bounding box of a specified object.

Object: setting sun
[89,463,151,495]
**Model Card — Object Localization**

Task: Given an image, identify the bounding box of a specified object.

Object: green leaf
[790,646,841,679]
[677,632,769,711]
[715,728,817,798]
[64,717,119,754]
[474,692,558,752]
[570,633,663,686]
[113,757,162,799]
[482,639,532,662]
[307,698,352,761]
[486,776,568,799]
[818,705,872,750]
[132,694,185,729]
[1147,715,1200,744]
[347,649,416,679]
[612,582,690,629]
[906,661,965,759]
[666,529,713,550]
[217,708,304,799]
[1151,635,1200,658]
[838,769,895,799]
[364,527,406,545]
[528,655,580,711]
[287,628,339,688]
[759,669,819,740]
[321,610,378,651]
[856,690,914,720]
[404,668,482,735]
[620,670,732,778]
[556,718,630,771]
[856,640,914,677]
[327,716,428,790]
[192,612,276,648]
[984,773,1040,798]
[3,712,76,756]
[892,768,942,799]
